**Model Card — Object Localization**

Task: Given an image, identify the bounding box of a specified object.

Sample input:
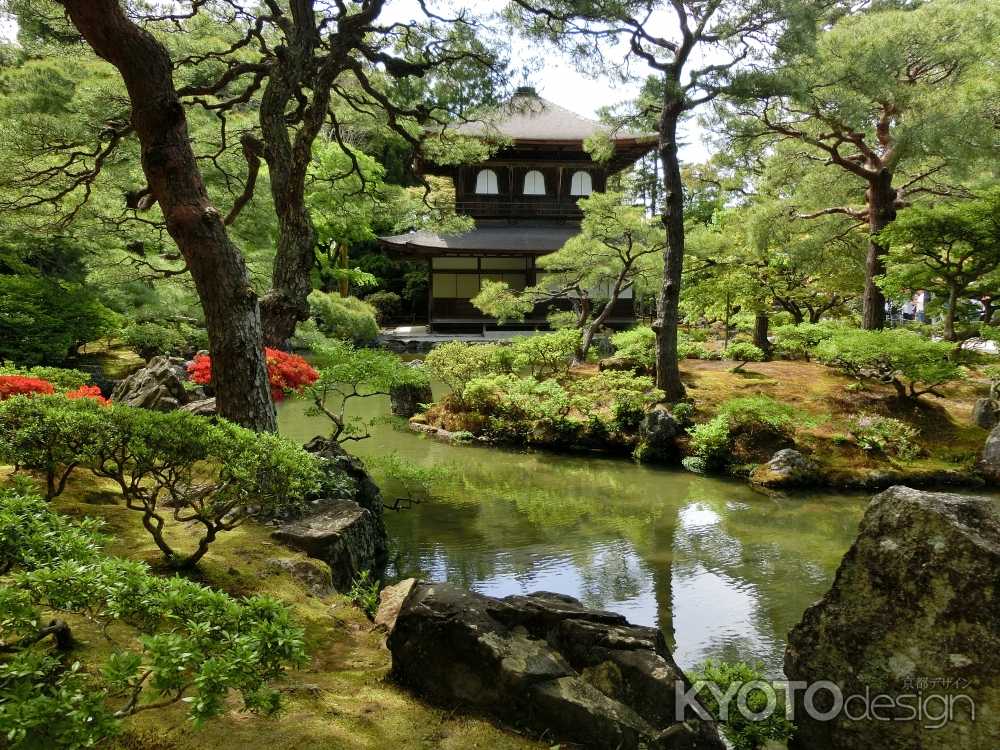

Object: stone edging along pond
[407,418,989,493]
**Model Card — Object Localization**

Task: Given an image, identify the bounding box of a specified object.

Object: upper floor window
[523,170,546,195]
[475,169,499,194]
[570,170,593,196]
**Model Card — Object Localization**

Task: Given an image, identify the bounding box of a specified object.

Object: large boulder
[380,580,723,750]
[178,397,216,417]
[303,436,385,517]
[271,499,385,592]
[389,381,433,418]
[785,486,1000,750]
[750,448,819,488]
[110,355,190,411]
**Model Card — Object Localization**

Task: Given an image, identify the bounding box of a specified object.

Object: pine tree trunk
[257,58,324,349]
[862,169,897,331]
[60,0,276,431]
[944,282,959,341]
[753,312,771,359]
[653,85,686,402]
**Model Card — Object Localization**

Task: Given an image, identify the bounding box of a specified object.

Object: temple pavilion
[378,86,656,333]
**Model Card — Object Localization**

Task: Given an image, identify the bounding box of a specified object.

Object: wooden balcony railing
[454,199,583,220]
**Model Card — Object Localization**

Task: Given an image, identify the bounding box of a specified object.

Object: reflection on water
[278,391,867,677]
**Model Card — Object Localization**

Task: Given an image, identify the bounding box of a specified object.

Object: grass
[0,466,542,750]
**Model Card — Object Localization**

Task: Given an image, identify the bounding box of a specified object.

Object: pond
[277,388,869,678]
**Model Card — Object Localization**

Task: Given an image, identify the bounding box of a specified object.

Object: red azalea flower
[0,375,55,400]
[65,384,109,405]
[187,349,317,402]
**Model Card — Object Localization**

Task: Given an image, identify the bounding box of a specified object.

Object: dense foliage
[307,292,380,346]
[0,482,307,749]
[689,660,795,750]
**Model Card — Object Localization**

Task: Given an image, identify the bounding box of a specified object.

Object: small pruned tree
[0,395,105,499]
[814,329,965,400]
[306,338,430,443]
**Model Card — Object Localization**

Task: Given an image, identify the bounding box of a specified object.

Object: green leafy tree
[879,190,1000,341]
[727,0,999,329]
[508,0,808,401]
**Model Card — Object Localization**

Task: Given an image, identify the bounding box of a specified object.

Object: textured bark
[862,169,897,330]
[752,312,771,359]
[653,84,686,402]
[58,0,275,431]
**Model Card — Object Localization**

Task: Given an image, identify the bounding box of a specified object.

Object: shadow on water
[278,390,868,677]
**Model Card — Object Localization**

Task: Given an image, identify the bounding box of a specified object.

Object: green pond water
[277,390,869,678]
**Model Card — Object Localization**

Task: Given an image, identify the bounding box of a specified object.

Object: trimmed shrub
[121,320,208,360]
[687,396,810,471]
[510,329,579,378]
[308,291,380,344]
[724,342,765,372]
[687,415,732,470]
[814,329,964,399]
[610,326,656,369]
[364,290,402,324]
[425,341,514,396]
[772,321,846,360]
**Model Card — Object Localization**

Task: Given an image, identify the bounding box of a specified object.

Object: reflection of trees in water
[668,491,866,675]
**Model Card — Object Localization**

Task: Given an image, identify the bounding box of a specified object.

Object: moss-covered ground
[0,467,542,750]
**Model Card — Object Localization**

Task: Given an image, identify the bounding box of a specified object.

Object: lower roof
[378,222,578,256]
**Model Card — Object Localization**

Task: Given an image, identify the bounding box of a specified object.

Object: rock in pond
[635,405,682,463]
[785,485,1000,750]
[750,448,819,488]
[110,355,190,411]
[271,499,384,592]
[389,380,433,418]
[379,580,724,750]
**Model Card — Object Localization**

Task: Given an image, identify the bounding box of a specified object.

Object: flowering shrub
[188,348,318,401]
[64,384,108,405]
[0,375,55,400]
[848,412,920,460]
